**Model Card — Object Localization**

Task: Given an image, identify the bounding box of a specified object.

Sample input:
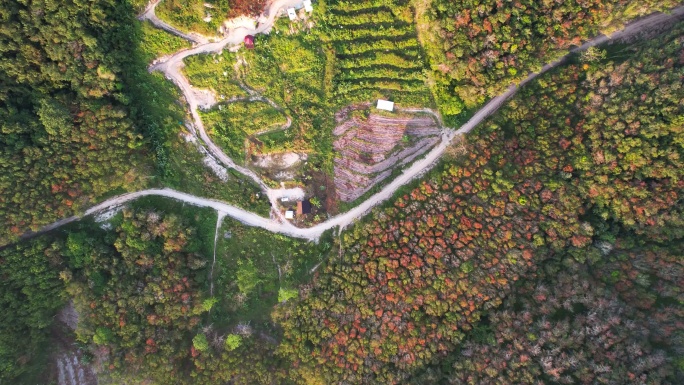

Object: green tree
[193,334,210,352]
[224,334,242,351]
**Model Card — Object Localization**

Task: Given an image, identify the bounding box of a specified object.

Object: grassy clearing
[201,101,288,162]
[155,0,229,36]
[256,128,298,153]
[140,70,269,215]
[139,21,191,63]
[183,53,248,98]
[410,0,467,126]
[236,20,336,175]
[210,218,336,328]
[165,136,271,216]
[183,18,338,176]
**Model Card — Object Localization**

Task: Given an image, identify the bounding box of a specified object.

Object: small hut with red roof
[244,35,255,49]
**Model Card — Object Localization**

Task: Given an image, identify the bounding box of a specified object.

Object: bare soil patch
[332,106,441,202]
[47,306,98,385]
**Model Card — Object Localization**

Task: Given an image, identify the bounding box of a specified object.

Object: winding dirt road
[12,4,684,245]
[139,0,209,44]
[147,0,307,221]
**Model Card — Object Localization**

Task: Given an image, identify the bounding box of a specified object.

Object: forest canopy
[277,21,684,384]
[0,1,683,385]
[0,0,154,244]
[423,0,680,121]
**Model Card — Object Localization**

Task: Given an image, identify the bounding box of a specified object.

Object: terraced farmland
[201,100,289,162]
[324,0,434,106]
[333,106,441,202]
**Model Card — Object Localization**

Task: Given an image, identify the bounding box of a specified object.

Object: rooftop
[376,99,394,111]
[287,8,297,20]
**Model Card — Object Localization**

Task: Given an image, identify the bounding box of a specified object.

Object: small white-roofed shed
[303,0,313,12]
[287,8,297,20]
[376,99,394,111]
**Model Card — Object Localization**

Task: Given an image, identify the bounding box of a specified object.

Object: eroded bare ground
[251,152,307,181]
[333,107,441,202]
[48,304,98,385]
[55,353,97,385]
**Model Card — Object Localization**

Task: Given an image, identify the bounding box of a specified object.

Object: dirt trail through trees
[10,4,684,246]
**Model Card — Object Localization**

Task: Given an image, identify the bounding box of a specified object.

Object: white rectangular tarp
[303,0,313,12]
[287,8,297,20]
[376,99,394,111]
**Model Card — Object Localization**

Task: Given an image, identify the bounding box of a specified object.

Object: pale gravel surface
[13,5,684,244]
[138,0,210,44]
[147,0,305,222]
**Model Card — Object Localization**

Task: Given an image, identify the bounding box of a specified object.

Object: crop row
[326,24,415,41]
[337,48,420,60]
[328,6,413,23]
[328,0,409,13]
[336,67,425,82]
[334,38,420,56]
[329,11,413,26]
[337,52,424,70]
[336,79,427,94]
[327,10,398,26]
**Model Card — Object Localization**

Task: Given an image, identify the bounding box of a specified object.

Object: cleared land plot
[183,53,249,100]
[324,0,434,106]
[333,106,441,202]
[201,101,288,162]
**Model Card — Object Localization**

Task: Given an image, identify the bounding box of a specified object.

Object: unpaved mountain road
[138,0,209,44]
[147,0,307,222]
[8,5,684,246]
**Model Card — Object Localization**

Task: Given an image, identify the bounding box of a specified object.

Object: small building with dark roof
[297,199,312,215]
[244,35,255,49]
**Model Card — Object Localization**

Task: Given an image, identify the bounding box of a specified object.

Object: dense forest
[423,0,680,122]
[1,0,683,384]
[409,239,683,383]
[278,23,684,383]
[0,0,152,244]
[0,199,218,384]
[0,0,269,245]
[0,237,67,382]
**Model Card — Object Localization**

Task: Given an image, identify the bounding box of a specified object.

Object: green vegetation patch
[183,52,248,99]
[139,21,191,62]
[201,100,288,161]
[211,218,335,327]
[240,26,333,158]
[156,0,230,36]
[138,71,269,215]
[321,0,434,106]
